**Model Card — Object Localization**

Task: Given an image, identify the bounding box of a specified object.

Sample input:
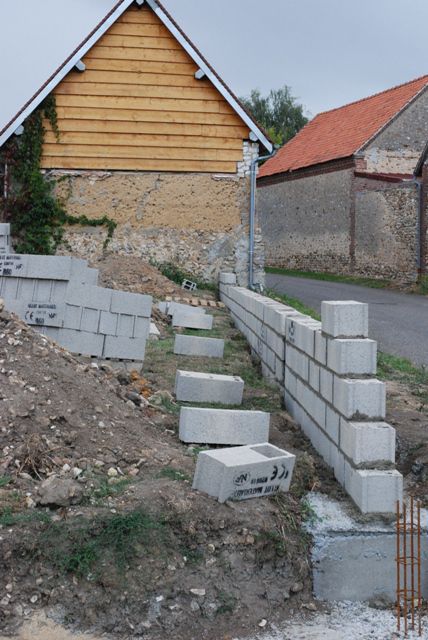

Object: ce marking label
[270,464,289,481]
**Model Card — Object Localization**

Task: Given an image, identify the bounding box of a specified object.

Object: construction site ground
[0,258,427,640]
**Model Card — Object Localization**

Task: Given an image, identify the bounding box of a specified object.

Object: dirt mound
[0,303,318,640]
[92,255,184,299]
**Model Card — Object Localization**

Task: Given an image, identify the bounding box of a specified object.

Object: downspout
[409,175,425,278]
[249,149,276,289]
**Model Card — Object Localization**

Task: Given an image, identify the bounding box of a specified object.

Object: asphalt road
[266,274,428,366]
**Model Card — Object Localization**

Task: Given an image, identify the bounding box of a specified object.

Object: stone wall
[258,166,353,272]
[354,179,419,279]
[363,88,428,174]
[219,273,403,515]
[47,142,264,287]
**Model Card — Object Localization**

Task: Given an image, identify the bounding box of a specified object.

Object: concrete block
[172,310,213,330]
[309,360,320,392]
[70,258,88,283]
[99,311,118,336]
[117,314,135,337]
[0,223,10,234]
[284,390,298,420]
[175,370,244,405]
[134,317,151,339]
[219,272,237,285]
[179,407,270,445]
[275,356,285,383]
[286,317,320,357]
[84,268,99,285]
[296,379,326,429]
[64,304,82,330]
[320,368,333,403]
[325,406,340,444]
[314,330,327,365]
[66,284,113,311]
[18,301,65,328]
[284,367,297,397]
[327,338,377,375]
[0,254,28,277]
[330,445,345,485]
[263,305,302,335]
[58,329,104,357]
[80,308,100,333]
[340,420,395,466]
[345,467,403,514]
[110,290,152,317]
[286,345,309,381]
[321,301,369,338]
[192,443,296,503]
[333,377,386,419]
[174,334,224,358]
[158,301,169,314]
[167,301,206,316]
[266,326,285,359]
[104,335,146,361]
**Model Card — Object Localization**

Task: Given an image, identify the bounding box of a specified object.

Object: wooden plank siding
[41,5,249,173]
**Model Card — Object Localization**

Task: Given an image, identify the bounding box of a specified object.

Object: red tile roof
[259,75,428,179]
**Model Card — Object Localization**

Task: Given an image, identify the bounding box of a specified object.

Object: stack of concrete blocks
[158,300,214,330]
[218,272,403,514]
[0,225,152,361]
[193,443,296,503]
[0,224,10,254]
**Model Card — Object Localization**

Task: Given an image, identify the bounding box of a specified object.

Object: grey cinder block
[175,370,244,405]
[179,407,270,444]
[174,334,224,358]
[321,301,369,338]
[103,335,146,361]
[345,467,403,514]
[168,301,206,316]
[219,272,237,285]
[134,317,151,339]
[58,329,105,357]
[0,254,28,277]
[66,284,113,311]
[83,268,99,285]
[192,443,296,503]
[172,310,213,330]
[111,290,152,317]
[340,420,395,466]
[333,377,386,419]
[327,338,377,375]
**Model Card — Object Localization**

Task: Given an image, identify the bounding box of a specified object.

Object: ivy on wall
[0,96,117,255]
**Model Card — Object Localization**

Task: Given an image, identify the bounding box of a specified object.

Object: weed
[266,266,392,289]
[258,529,287,555]
[44,509,165,577]
[86,478,133,505]
[158,467,191,482]
[217,590,237,615]
[181,546,204,565]
[0,507,51,527]
[416,276,428,295]
[377,352,428,407]
[0,476,12,488]
[300,497,319,525]
[154,261,218,294]
[265,288,320,320]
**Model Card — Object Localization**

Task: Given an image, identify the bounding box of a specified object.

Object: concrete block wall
[0,224,151,361]
[219,273,403,514]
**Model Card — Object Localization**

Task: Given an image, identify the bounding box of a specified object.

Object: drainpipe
[249,149,276,290]
[409,176,425,277]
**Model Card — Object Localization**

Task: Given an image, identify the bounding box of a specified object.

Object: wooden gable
[41,4,250,173]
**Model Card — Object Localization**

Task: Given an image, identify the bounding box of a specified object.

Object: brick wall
[219,273,403,514]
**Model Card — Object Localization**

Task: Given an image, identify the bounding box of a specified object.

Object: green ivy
[0,96,117,254]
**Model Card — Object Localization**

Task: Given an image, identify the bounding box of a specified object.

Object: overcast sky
[1,0,428,131]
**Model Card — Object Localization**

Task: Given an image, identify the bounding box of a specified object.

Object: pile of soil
[0,301,322,640]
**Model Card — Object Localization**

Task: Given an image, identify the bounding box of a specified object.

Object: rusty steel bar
[397,500,401,632]
[411,496,415,629]
[418,500,422,637]
[404,501,408,636]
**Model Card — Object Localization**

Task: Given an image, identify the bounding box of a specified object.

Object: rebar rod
[411,496,415,629]
[397,500,401,632]
[418,500,422,637]
[404,501,408,636]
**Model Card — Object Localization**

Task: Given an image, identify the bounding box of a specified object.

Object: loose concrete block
[111,290,152,317]
[179,407,270,445]
[58,329,104,357]
[104,335,146,361]
[172,310,213,330]
[345,467,403,514]
[175,370,244,405]
[174,334,224,358]
[286,345,309,381]
[327,338,377,375]
[149,322,161,337]
[340,420,395,466]
[219,272,237,285]
[320,368,333,403]
[321,301,369,338]
[309,360,320,392]
[333,377,386,419]
[192,443,296,503]
[158,301,169,314]
[325,406,340,444]
[167,301,206,316]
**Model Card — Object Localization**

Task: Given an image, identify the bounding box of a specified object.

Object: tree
[241,86,308,146]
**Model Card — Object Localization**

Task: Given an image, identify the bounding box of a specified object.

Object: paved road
[266,274,428,366]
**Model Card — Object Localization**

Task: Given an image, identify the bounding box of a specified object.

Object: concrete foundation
[307,493,428,603]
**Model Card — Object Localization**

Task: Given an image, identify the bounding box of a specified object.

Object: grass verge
[265,288,320,320]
